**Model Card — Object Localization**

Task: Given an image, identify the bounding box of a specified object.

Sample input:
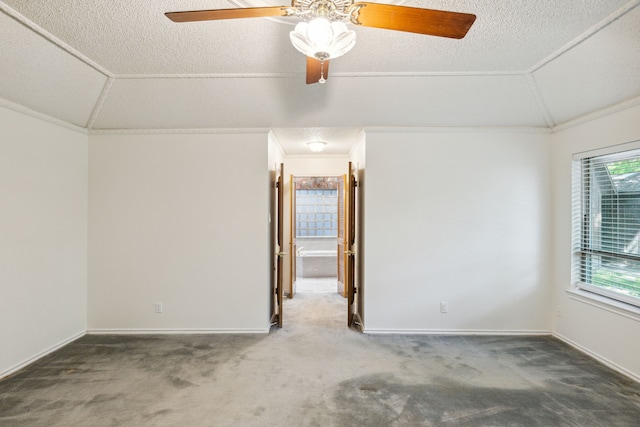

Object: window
[573,147,640,307]
[296,189,338,237]
[294,177,339,237]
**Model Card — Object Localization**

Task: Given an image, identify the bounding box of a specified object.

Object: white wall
[0,107,88,377]
[551,104,640,380]
[88,132,270,332]
[364,129,551,333]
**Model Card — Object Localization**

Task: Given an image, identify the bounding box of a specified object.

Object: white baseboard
[553,332,640,383]
[363,328,551,336]
[87,328,269,335]
[0,330,86,380]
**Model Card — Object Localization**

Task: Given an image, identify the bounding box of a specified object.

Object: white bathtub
[296,250,337,278]
[298,250,336,257]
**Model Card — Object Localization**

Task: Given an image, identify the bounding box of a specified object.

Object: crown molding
[552,95,640,133]
[89,127,271,136]
[0,1,112,77]
[0,97,88,134]
[363,126,551,134]
[113,71,526,81]
[528,0,640,74]
[526,73,556,128]
[86,77,114,131]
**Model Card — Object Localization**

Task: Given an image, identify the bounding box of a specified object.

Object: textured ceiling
[1,0,639,153]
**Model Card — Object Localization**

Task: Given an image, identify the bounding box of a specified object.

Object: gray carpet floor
[1,292,640,426]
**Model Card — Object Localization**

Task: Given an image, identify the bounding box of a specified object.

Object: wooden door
[346,162,360,328]
[337,175,346,297]
[289,175,297,299]
[270,166,276,326]
[275,163,285,327]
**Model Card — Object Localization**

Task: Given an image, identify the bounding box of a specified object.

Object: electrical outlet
[154,302,163,313]
[440,302,449,313]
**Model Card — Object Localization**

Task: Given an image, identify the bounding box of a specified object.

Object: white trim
[347,129,367,158]
[566,288,640,322]
[89,127,271,136]
[553,331,640,383]
[268,130,287,158]
[92,126,549,139]
[0,331,86,380]
[87,328,269,335]
[115,73,299,80]
[553,95,640,133]
[0,1,111,77]
[86,77,114,130]
[571,138,640,160]
[114,70,527,80]
[363,126,551,135]
[0,97,88,134]
[362,328,550,335]
[525,73,555,128]
[528,0,640,73]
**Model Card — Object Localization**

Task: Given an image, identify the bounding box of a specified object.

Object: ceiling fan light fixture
[290,18,356,61]
[307,140,327,153]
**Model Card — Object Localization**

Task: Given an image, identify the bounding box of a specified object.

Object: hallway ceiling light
[307,141,327,153]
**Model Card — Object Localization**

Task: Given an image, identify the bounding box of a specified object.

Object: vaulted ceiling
[1,0,639,146]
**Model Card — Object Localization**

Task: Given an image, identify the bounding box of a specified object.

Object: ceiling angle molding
[363,126,551,135]
[0,96,88,134]
[0,1,113,78]
[112,70,526,81]
[525,73,555,128]
[329,70,527,78]
[527,0,640,74]
[89,127,272,136]
[552,95,640,134]
[86,77,114,131]
[114,72,299,80]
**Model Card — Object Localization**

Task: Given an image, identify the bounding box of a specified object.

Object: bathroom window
[295,177,338,237]
[573,147,640,307]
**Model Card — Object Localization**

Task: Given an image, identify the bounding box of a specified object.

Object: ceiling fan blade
[166,7,290,23]
[306,57,330,85]
[351,3,476,39]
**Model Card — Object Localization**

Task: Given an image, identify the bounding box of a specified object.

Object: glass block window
[295,178,339,237]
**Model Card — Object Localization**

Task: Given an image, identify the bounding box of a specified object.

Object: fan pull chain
[319,60,326,84]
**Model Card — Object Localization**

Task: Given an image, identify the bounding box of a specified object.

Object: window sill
[566,288,640,322]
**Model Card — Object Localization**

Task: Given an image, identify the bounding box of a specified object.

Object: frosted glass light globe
[290,18,356,61]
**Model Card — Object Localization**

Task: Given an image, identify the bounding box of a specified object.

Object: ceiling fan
[166,1,476,84]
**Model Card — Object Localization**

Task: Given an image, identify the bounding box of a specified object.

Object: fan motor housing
[293,0,354,21]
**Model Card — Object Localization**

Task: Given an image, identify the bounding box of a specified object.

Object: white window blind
[573,147,640,307]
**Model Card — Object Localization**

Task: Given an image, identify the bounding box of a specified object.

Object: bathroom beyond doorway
[292,176,341,295]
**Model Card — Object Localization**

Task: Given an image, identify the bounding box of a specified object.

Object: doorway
[270,157,361,330]
[290,176,342,296]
